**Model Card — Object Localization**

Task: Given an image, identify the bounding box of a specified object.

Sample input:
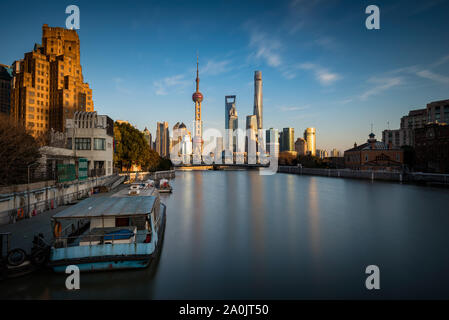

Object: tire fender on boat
[7,248,27,267]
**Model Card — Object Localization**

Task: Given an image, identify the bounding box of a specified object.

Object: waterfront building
[180,134,193,163]
[156,121,170,158]
[281,127,295,152]
[143,127,152,149]
[10,24,94,138]
[215,136,223,164]
[253,71,263,130]
[225,95,236,130]
[414,123,449,173]
[344,133,403,171]
[0,64,12,115]
[224,101,238,162]
[266,128,279,156]
[246,115,257,164]
[316,149,328,159]
[426,99,449,124]
[172,122,188,156]
[330,148,340,157]
[192,56,204,156]
[401,108,428,130]
[304,128,316,156]
[294,137,307,156]
[64,111,114,176]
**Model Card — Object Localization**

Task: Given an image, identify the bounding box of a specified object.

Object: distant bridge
[174,163,269,171]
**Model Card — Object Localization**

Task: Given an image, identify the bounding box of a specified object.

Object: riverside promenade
[0,184,127,254]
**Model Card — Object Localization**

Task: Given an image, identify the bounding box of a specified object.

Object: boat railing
[54,231,138,249]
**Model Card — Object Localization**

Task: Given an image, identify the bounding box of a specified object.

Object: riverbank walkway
[0,184,127,254]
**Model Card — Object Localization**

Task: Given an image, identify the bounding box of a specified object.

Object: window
[94,138,106,150]
[75,138,91,150]
[67,138,72,149]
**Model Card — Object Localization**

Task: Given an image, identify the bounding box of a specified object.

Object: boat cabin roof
[53,196,156,220]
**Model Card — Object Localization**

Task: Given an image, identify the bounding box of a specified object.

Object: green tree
[0,115,41,185]
[113,122,172,172]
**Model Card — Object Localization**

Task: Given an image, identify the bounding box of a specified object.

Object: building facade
[143,127,152,149]
[11,24,94,138]
[414,123,449,173]
[156,121,170,158]
[280,127,295,152]
[253,71,263,130]
[0,64,12,115]
[266,128,279,156]
[426,99,449,124]
[304,128,316,156]
[65,111,114,176]
[344,133,403,171]
[294,137,307,156]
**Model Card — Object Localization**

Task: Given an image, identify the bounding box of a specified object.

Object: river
[2,170,449,299]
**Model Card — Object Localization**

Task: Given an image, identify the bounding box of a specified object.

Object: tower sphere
[192,92,203,103]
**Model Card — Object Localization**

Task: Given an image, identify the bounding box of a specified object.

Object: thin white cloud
[431,54,449,68]
[247,27,283,67]
[279,105,310,112]
[297,63,341,85]
[416,70,449,84]
[153,74,190,96]
[359,77,402,100]
[201,59,232,76]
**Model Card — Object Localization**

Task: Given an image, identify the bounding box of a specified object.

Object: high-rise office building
[281,127,295,152]
[266,128,279,156]
[304,128,316,156]
[11,24,94,138]
[0,64,12,115]
[245,115,257,161]
[295,137,307,155]
[143,127,152,149]
[156,121,170,158]
[226,101,238,153]
[253,71,263,130]
[192,56,204,155]
[225,95,236,130]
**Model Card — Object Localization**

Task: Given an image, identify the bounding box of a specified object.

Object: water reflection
[2,170,449,299]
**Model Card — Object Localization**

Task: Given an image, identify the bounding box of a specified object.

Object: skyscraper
[253,71,263,130]
[245,115,257,160]
[225,95,236,130]
[226,99,238,153]
[192,56,204,155]
[143,127,152,149]
[11,24,94,138]
[266,128,279,156]
[304,128,316,156]
[281,127,295,152]
[0,64,12,115]
[295,137,307,155]
[156,121,169,158]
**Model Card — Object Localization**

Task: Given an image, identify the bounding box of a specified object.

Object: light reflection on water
[2,170,449,299]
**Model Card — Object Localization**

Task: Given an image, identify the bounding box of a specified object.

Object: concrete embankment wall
[120,170,176,182]
[0,175,122,226]
[278,166,449,186]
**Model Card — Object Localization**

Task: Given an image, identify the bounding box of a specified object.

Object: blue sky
[1,0,449,151]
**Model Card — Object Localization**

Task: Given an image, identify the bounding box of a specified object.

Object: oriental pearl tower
[192,55,204,155]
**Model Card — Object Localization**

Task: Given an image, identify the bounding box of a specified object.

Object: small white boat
[158,179,172,193]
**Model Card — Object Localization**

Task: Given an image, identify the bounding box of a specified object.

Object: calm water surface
[2,170,449,299]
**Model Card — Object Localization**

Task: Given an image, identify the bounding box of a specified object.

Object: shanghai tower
[253,71,263,129]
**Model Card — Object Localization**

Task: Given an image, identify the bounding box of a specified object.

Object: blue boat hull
[52,257,151,273]
[49,203,166,273]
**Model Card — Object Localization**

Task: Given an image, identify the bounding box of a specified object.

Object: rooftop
[53,196,156,219]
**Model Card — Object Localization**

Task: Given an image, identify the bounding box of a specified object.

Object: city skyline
[1,0,449,151]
